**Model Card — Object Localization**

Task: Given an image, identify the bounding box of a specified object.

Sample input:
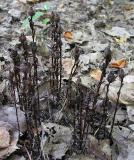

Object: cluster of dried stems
[9,7,42,159]
[8,7,125,159]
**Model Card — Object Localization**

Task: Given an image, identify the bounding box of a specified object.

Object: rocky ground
[1,0,134,160]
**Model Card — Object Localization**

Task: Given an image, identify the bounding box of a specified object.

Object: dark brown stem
[109,78,124,137]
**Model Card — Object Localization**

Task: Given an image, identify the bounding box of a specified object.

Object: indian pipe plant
[8,6,125,159]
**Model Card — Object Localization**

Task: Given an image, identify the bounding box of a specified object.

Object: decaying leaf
[0,106,26,133]
[101,77,134,106]
[115,37,127,44]
[122,4,134,11]
[63,31,73,41]
[62,58,75,75]
[109,59,127,68]
[0,80,6,93]
[90,69,102,81]
[107,0,114,5]
[0,121,19,159]
[19,0,39,3]
[41,123,72,159]
[0,127,10,148]
[88,135,112,160]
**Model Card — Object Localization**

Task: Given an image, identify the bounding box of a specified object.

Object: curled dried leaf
[63,31,73,41]
[109,59,127,69]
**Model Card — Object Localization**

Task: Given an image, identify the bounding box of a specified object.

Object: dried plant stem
[12,85,21,137]
[109,79,124,137]
[92,70,106,110]
[94,83,110,138]
[24,145,32,160]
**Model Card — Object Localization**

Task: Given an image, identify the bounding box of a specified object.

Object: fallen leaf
[32,127,41,136]
[122,4,134,11]
[104,27,131,38]
[19,0,27,3]
[90,69,102,81]
[0,127,10,148]
[62,58,75,75]
[0,121,19,159]
[30,0,37,2]
[107,0,114,5]
[109,59,127,68]
[63,31,73,41]
[19,0,39,3]
[115,37,127,44]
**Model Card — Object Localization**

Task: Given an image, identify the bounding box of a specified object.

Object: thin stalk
[109,78,124,137]
[12,84,21,137]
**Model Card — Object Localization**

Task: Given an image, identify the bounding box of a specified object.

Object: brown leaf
[0,127,10,148]
[63,31,73,41]
[0,121,18,159]
[62,58,75,75]
[90,69,102,81]
[109,59,127,68]
[122,4,134,11]
[19,0,39,3]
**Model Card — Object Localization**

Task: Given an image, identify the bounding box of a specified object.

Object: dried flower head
[50,11,55,23]
[55,13,60,23]
[19,33,27,43]
[104,45,112,65]
[28,7,35,17]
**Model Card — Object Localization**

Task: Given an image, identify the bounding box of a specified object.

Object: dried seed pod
[19,33,27,43]
[118,69,125,80]
[107,71,116,83]
[9,49,18,60]
[76,76,81,85]
[50,11,55,23]
[28,7,35,17]
[55,13,60,23]
[104,45,112,64]
[31,42,37,52]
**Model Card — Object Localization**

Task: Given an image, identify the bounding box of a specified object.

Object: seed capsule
[118,69,125,80]
[28,7,35,17]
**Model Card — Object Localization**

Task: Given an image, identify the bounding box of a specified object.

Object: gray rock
[90,0,100,5]
[41,123,72,159]
[7,155,26,160]
[0,26,10,38]
[8,9,21,18]
[104,27,131,38]
[129,124,134,131]
[79,52,102,66]
[115,108,127,123]
[127,106,134,122]
[0,105,26,132]
[111,126,134,160]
